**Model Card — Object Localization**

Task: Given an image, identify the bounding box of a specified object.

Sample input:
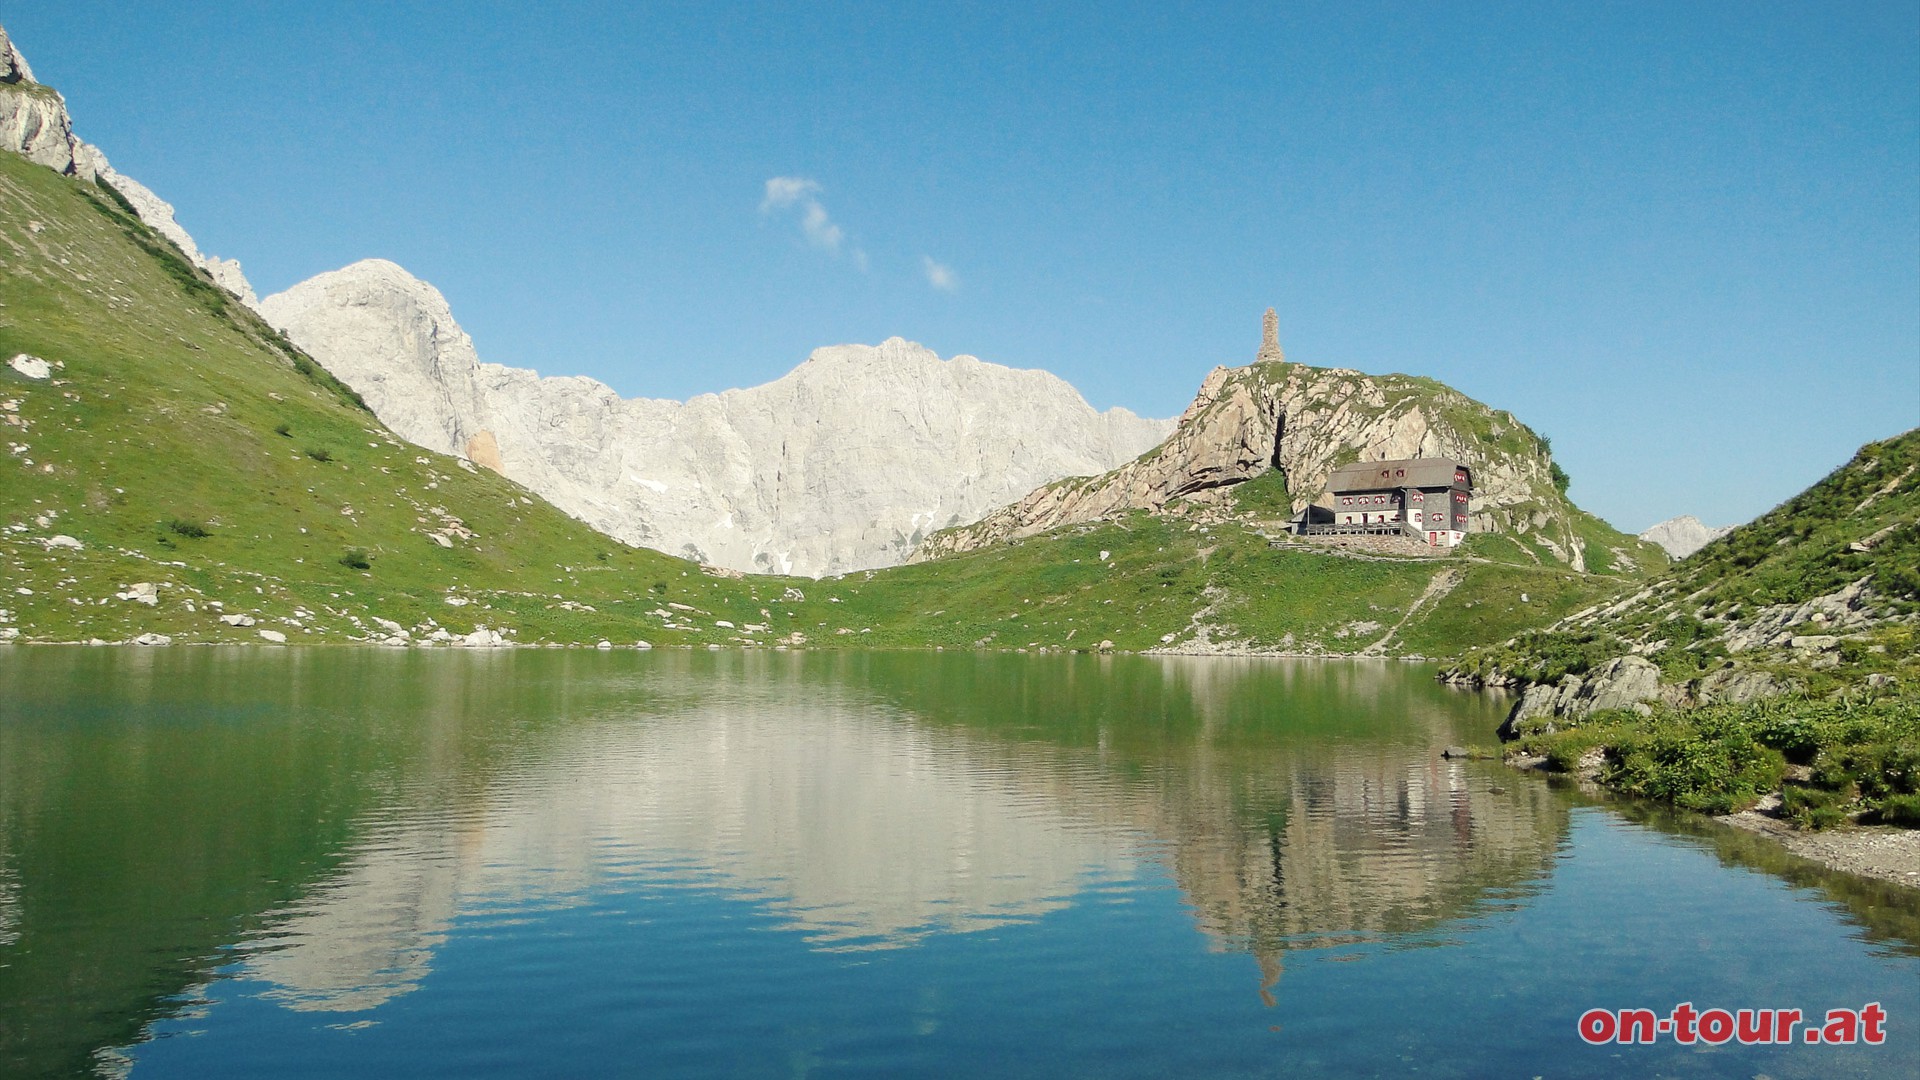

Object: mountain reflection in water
[210,652,1562,1015]
[3,648,1912,1079]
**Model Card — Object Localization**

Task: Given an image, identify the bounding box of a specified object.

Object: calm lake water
[1,648,1916,1078]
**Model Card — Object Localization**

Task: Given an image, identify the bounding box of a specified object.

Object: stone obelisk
[1257,307,1285,364]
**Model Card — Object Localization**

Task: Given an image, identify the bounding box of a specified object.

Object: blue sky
[9,1,1918,532]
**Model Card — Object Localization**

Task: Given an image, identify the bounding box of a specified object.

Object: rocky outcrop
[1497,657,1802,740]
[0,23,257,306]
[260,259,1172,576]
[1499,656,1663,738]
[1,24,78,175]
[1639,514,1734,560]
[1,23,35,84]
[914,337,1607,567]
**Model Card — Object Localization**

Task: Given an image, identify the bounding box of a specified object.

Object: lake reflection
[2,648,1915,1079]
[232,653,1560,1017]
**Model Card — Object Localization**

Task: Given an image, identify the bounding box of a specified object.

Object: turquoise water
[1,648,1915,1077]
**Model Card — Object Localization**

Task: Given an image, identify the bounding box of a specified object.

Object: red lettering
[1862,1003,1886,1045]
[1578,1009,1617,1045]
[1698,1009,1734,1044]
[1671,1002,1698,1044]
[1776,1009,1802,1043]
[1823,1009,1859,1045]
[1736,1009,1773,1044]
[1618,1009,1656,1044]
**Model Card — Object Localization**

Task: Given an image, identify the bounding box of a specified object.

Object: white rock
[596,640,612,650]
[634,640,652,650]
[43,534,82,550]
[0,627,18,641]
[259,260,1172,576]
[129,632,171,646]
[258,629,288,644]
[219,613,256,627]
[7,354,50,380]
[1639,515,1736,560]
[444,595,470,606]
[116,582,158,605]
[0,76,77,174]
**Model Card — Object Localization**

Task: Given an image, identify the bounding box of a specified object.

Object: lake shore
[1718,796,1920,891]
[1506,751,1920,892]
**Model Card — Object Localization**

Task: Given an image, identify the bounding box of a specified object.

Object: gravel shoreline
[1718,795,1920,892]
[1507,752,1920,892]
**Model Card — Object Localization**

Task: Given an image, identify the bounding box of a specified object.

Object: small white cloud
[761,176,849,256]
[922,255,958,292]
[760,176,819,212]
[800,202,842,251]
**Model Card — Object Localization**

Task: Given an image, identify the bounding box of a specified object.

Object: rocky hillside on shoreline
[1444,430,1919,835]
[1447,429,1918,729]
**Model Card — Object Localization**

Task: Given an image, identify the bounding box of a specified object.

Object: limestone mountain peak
[262,264,1173,576]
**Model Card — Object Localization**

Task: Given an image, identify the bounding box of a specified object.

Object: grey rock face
[0,76,77,175]
[1639,514,1734,559]
[260,259,1172,576]
[1499,655,1664,738]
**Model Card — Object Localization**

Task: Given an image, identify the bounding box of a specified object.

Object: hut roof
[1327,458,1471,492]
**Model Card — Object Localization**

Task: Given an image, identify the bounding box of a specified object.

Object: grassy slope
[0,150,1628,656]
[0,149,774,646]
[820,512,1625,655]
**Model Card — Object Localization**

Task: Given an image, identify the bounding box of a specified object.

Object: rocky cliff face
[914,349,1620,570]
[260,259,1172,576]
[0,23,257,306]
[1,26,79,175]
[1638,514,1735,560]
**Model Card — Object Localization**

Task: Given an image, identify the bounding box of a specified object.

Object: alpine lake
[2,647,1916,1078]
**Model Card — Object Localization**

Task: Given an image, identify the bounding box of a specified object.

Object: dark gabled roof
[1327,457,1471,492]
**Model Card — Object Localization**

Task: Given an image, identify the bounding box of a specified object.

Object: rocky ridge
[1639,514,1735,560]
[260,260,1172,576]
[0,23,256,306]
[915,316,1637,572]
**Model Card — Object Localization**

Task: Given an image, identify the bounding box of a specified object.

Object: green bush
[339,548,371,571]
[1818,741,1920,800]
[1781,784,1851,829]
[1871,793,1920,827]
[304,447,333,463]
[1601,715,1786,815]
[165,518,209,539]
[274,422,291,437]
